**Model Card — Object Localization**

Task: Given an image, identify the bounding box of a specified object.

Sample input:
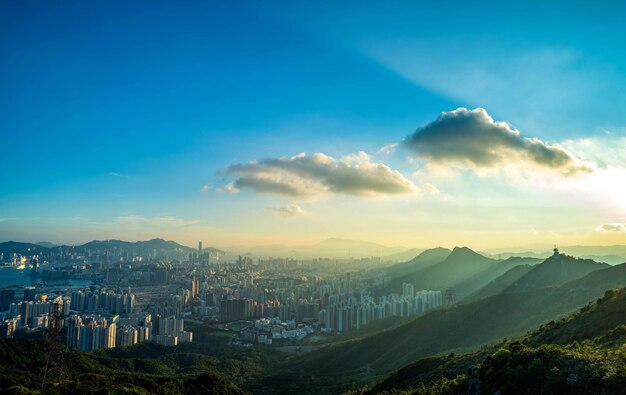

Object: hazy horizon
[5,235,626,260]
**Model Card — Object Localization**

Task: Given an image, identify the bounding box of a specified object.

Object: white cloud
[107,172,129,178]
[377,143,398,156]
[266,205,306,217]
[421,183,440,196]
[201,184,212,192]
[218,182,240,194]
[562,135,626,169]
[596,223,626,232]
[223,151,418,198]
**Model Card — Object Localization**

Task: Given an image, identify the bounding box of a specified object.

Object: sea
[0,266,94,292]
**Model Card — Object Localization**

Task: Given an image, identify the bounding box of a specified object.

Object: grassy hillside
[528,287,626,346]
[468,264,534,301]
[503,254,608,293]
[468,254,608,302]
[453,257,541,300]
[0,340,249,394]
[0,322,285,394]
[283,263,626,383]
[364,288,626,395]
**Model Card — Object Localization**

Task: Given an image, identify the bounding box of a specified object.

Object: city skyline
[2,2,626,249]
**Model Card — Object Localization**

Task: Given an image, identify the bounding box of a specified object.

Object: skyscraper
[23,286,36,302]
[198,241,202,255]
[30,258,39,275]
[190,278,199,298]
[402,283,415,298]
[105,323,117,348]
[0,290,15,312]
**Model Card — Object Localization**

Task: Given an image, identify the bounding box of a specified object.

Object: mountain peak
[449,246,482,257]
[441,247,496,269]
[542,253,603,266]
[35,241,57,248]
[406,247,451,265]
[503,254,609,292]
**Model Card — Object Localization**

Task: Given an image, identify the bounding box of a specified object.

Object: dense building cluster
[0,287,192,351]
[318,287,443,332]
[1,240,449,350]
[69,288,135,314]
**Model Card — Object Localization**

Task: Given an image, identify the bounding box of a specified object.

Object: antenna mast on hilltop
[40,302,69,388]
[445,287,456,306]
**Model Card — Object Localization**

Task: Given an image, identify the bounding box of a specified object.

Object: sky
[1,1,626,250]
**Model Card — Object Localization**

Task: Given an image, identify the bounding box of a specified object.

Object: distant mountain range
[0,238,224,260]
[500,254,608,292]
[4,237,625,264]
[0,241,50,256]
[35,241,58,248]
[225,237,412,260]
[386,247,452,276]
[467,254,608,301]
[386,246,542,299]
[485,245,626,265]
[384,246,621,300]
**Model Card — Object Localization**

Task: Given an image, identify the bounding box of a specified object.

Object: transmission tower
[444,287,456,306]
[39,302,69,388]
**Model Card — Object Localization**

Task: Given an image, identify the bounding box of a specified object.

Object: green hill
[365,288,626,395]
[386,247,451,277]
[503,253,609,293]
[0,340,249,394]
[468,254,608,302]
[0,322,288,394]
[453,257,542,300]
[579,254,626,265]
[528,287,626,346]
[388,248,541,300]
[387,247,542,300]
[0,241,49,256]
[284,263,626,384]
[468,264,534,301]
[389,247,497,296]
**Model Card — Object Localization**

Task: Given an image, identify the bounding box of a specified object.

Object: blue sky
[1,1,625,249]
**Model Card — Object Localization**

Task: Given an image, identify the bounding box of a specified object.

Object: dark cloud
[223,152,417,198]
[403,108,592,175]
